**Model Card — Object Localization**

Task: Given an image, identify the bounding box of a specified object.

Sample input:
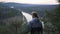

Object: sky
[0,0,59,4]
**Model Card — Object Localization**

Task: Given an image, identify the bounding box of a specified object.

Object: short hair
[32,12,38,18]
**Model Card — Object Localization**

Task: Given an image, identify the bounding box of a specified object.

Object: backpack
[30,18,42,28]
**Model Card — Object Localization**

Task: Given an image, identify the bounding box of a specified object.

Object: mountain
[2,2,58,12]
[0,2,59,17]
[0,2,58,8]
[2,2,37,7]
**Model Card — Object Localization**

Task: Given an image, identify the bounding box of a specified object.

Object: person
[27,12,43,34]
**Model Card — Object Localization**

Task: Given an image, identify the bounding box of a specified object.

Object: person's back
[28,12,43,34]
[29,18,42,28]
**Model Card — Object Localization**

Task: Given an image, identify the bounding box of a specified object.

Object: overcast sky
[0,0,59,4]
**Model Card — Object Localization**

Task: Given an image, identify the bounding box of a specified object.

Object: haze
[0,0,59,4]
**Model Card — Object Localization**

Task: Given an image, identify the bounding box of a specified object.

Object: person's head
[31,12,39,18]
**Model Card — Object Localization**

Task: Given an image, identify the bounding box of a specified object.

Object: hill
[0,2,59,17]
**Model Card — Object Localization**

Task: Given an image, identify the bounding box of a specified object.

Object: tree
[45,5,60,34]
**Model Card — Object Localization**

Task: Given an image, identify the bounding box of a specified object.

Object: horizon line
[0,2,59,5]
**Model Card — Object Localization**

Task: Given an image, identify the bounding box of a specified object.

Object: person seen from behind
[28,11,43,34]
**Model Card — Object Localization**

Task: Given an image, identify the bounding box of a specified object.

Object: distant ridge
[0,2,58,7]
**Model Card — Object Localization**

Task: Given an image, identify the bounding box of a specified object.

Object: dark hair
[32,12,39,18]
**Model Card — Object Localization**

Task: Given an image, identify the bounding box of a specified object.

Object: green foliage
[0,7,21,19]
[0,6,24,34]
[45,5,60,34]
[0,19,24,34]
